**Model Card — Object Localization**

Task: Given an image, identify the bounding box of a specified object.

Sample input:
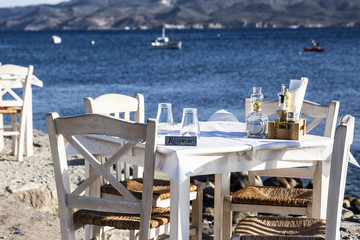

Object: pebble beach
[0,129,360,239]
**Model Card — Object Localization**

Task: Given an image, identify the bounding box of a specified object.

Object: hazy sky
[0,0,70,8]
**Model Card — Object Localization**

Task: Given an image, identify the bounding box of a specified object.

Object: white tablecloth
[67,120,334,183]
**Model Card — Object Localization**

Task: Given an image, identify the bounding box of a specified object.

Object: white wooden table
[0,74,43,155]
[67,121,334,240]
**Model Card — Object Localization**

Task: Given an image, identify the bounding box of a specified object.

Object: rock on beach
[0,129,360,239]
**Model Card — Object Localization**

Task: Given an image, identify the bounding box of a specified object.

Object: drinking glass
[180,108,200,137]
[156,103,174,134]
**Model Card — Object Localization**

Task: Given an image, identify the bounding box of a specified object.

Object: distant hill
[0,0,359,30]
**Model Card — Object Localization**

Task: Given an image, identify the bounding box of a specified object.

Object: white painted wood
[84,93,202,239]
[46,112,76,240]
[69,140,138,199]
[84,93,142,119]
[222,195,233,240]
[244,98,339,216]
[25,83,33,156]
[214,173,231,240]
[231,203,308,216]
[325,115,354,240]
[139,119,157,240]
[248,167,316,179]
[225,115,355,240]
[0,64,34,161]
[191,183,203,240]
[312,160,331,219]
[222,98,341,239]
[66,195,142,213]
[46,113,171,240]
[84,93,145,180]
[170,178,190,240]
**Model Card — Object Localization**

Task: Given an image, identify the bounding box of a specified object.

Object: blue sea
[0,28,360,197]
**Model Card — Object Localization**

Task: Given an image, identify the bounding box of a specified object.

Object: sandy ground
[0,130,86,239]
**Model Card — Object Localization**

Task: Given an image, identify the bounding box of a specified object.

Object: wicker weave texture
[0,106,21,114]
[235,216,325,240]
[231,186,313,207]
[101,178,198,200]
[74,207,170,230]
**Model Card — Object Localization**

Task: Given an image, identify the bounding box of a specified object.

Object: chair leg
[222,195,233,240]
[87,225,101,240]
[191,183,203,240]
[59,210,76,240]
[307,201,313,218]
[17,112,26,162]
[11,114,18,154]
[130,230,136,240]
[85,225,91,240]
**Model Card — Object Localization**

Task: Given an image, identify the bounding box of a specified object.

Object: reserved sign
[165,136,197,146]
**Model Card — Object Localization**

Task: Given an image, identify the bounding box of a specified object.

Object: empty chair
[221,99,339,239]
[228,115,355,240]
[84,93,145,179]
[84,93,203,239]
[47,113,171,240]
[0,64,34,161]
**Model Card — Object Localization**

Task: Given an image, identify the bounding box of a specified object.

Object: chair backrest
[84,93,145,123]
[325,115,355,239]
[0,64,33,108]
[84,93,145,180]
[46,113,157,239]
[244,98,339,138]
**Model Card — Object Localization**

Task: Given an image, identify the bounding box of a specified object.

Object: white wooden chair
[221,99,340,239]
[246,99,339,196]
[84,93,145,179]
[84,93,203,239]
[47,113,171,240]
[246,99,339,192]
[0,64,34,161]
[227,114,355,240]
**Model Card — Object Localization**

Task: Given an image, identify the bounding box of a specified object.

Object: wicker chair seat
[0,106,21,114]
[74,207,170,230]
[234,216,325,240]
[101,178,198,201]
[231,186,313,207]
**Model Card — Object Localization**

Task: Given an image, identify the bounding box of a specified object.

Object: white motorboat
[151,28,182,49]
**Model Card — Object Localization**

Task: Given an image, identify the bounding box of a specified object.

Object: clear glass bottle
[246,87,268,138]
[276,84,287,122]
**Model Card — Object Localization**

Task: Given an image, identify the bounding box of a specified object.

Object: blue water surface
[0,28,359,197]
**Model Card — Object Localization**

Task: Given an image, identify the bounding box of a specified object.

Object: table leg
[170,178,190,240]
[312,161,331,219]
[214,172,231,240]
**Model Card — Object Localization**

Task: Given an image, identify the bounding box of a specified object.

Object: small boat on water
[52,35,62,44]
[304,39,325,52]
[151,28,182,49]
[303,47,325,52]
